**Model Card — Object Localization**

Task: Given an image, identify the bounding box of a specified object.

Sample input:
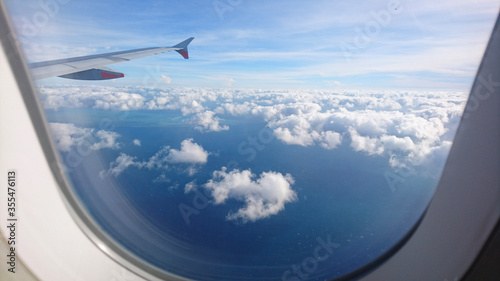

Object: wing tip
[177,50,189,59]
[174,37,194,59]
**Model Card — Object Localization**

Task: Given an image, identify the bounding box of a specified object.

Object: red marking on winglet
[178,50,189,59]
[101,72,124,79]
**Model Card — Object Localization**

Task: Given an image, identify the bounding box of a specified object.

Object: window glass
[4,0,499,280]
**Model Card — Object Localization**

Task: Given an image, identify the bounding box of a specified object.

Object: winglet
[173,37,194,59]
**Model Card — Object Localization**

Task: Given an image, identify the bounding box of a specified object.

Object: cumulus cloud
[348,127,384,155]
[319,131,343,150]
[184,181,197,194]
[180,100,204,115]
[91,130,121,150]
[161,75,172,84]
[165,138,209,164]
[100,138,210,177]
[142,146,170,170]
[215,102,254,115]
[190,111,229,132]
[49,123,120,152]
[153,173,171,184]
[49,123,93,152]
[100,153,139,177]
[253,91,466,167]
[133,139,141,146]
[201,168,297,223]
[227,78,235,87]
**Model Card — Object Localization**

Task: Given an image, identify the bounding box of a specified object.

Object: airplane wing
[28,37,194,80]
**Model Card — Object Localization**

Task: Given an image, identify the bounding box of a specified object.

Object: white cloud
[348,127,384,155]
[49,123,93,152]
[202,168,297,223]
[319,131,343,150]
[161,75,172,84]
[91,130,120,150]
[142,146,170,170]
[184,181,197,194]
[165,138,209,164]
[181,100,204,115]
[37,86,209,114]
[133,139,141,146]
[49,122,120,152]
[100,153,139,178]
[153,173,171,184]
[190,111,229,132]
[273,126,316,147]
[216,102,254,115]
[93,92,145,111]
[380,135,415,152]
[100,138,210,177]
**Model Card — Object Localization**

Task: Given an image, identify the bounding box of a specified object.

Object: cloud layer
[42,86,466,168]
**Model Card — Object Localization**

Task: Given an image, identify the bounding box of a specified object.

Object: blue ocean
[46,108,438,281]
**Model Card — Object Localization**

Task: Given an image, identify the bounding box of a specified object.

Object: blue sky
[5,0,500,90]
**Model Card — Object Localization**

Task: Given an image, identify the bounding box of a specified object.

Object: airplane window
[3,0,499,280]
